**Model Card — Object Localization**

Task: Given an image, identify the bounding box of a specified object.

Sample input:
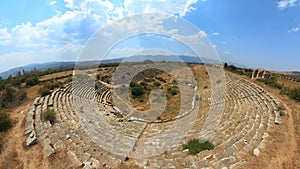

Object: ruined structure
[24,72,284,168]
[252,68,270,79]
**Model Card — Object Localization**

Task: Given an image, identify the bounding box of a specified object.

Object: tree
[0,112,12,132]
[131,86,144,98]
[224,63,228,69]
[25,76,39,86]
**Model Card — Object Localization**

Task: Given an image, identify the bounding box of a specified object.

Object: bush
[131,86,144,98]
[130,81,138,88]
[183,139,214,155]
[0,136,3,152]
[156,77,167,83]
[168,87,178,95]
[0,86,27,109]
[25,76,39,86]
[42,109,56,124]
[38,86,51,96]
[46,81,62,90]
[38,81,62,96]
[257,77,280,89]
[0,112,13,132]
[153,82,161,87]
[287,87,300,102]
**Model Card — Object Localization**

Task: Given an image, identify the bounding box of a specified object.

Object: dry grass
[39,70,73,82]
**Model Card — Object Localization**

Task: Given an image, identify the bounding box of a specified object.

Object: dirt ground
[39,71,73,82]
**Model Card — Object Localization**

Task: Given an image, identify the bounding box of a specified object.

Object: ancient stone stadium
[17,63,297,169]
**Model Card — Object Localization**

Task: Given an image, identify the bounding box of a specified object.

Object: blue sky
[0,0,299,72]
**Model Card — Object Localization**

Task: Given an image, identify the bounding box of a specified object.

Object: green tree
[0,112,12,132]
[131,86,144,98]
[25,76,39,86]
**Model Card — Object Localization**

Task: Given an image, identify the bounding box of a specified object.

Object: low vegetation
[0,84,26,109]
[224,63,253,77]
[0,112,13,132]
[130,82,146,99]
[0,136,3,152]
[183,139,214,155]
[42,109,56,124]
[168,86,178,95]
[38,80,62,96]
[257,77,283,90]
[256,77,300,101]
[25,76,40,87]
[287,87,300,102]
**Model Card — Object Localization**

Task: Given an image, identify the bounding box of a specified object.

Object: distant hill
[0,55,244,79]
[0,62,76,79]
[272,71,300,79]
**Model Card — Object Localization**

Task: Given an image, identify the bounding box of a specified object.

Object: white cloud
[0,43,82,73]
[0,0,204,71]
[277,0,298,9]
[5,0,201,49]
[0,27,12,46]
[213,32,219,36]
[124,0,199,17]
[49,1,57,5]
[11,22,49,48]
[288,27,300,33]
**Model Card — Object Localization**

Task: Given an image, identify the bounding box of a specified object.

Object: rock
[183,149,189,153]
[26,131,38,146]
[33,97,41,106]
[44,144,55,157]
[274,111,281,125]
[253,148,260,157]
[66,134,71,140]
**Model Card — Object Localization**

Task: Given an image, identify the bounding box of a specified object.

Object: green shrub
[46,81,62,90]
[38,86,51,96]
[144,78,154,82]
[168,87,178,95]
[287,87,300,102]
[153,82,161,87]
[0,112,12,132]
[257,77,281,89]
[0,85,27,109]
[131,86,144,98]
[183,139,214,155]
[25,76,40,86]
[0,136,3,152]
[38,81,62,96]
[140,81,148,87]
[130,81,138,88]
[156,77,167,83]
[42,109,56,124]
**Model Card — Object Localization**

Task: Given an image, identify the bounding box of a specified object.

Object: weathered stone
[253,148,260,156]
[44,144,55,157]
[54,140,66,149]
[26,131,38,146]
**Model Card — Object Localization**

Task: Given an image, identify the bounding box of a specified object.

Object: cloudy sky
[0,0,300,72]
